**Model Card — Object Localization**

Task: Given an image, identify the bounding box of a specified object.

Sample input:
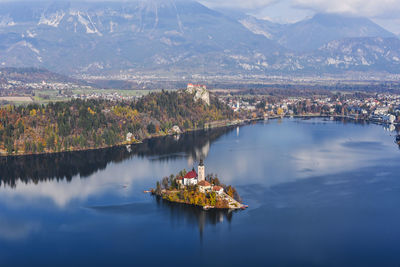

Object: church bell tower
[198,159,205,181]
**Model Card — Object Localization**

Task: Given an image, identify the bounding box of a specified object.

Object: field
[1,88,178,106]
[71,88,166,96]
[0,96,34,105]
[0,96,33,102]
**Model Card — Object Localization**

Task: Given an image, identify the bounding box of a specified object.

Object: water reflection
[396,134,400,149]
[0,217,40,241]
[155,197,233,238]
[0,126,235,188]
[90,197,234,237]
[293,119,400,178]
[0,118,400,266]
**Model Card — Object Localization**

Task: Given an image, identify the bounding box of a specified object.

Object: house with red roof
[177,160,207,187]
[183,169,198,186]
[198,180,211,193]
[213,185,224,195]
[176,176,184,187]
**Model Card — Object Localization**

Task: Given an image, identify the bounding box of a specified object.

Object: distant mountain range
[0,67,87,84]
[0,0,399,77]
[240,13,396,52]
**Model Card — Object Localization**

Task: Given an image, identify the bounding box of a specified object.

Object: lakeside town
[62,84,400,127]
[217,90,400,126]
[2,66,400,128]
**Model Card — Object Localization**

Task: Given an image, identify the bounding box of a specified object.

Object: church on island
[153,159,246,210]
[176,159,224,194]
[177,159,205,186]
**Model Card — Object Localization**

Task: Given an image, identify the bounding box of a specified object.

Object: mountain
[279,14,396,52]
[0,0,283,76]
[238,15,284,40]
[0,1,399,77]
[226,37,400,75]
[0,67,87,84]
[240,13,396,52]
[298,37,400,73]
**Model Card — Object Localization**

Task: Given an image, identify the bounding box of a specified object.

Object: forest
[0,90,235,155]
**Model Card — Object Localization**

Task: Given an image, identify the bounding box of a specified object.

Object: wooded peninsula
[0,89,235,156]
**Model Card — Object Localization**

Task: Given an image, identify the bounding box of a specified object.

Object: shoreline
[152,187,246,211]
[0,119,246,157]
[1,115,397,157]
[265,114,399,126]
[155,195,246,211]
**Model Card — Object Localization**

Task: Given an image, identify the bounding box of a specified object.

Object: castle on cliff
[186,83,210,105]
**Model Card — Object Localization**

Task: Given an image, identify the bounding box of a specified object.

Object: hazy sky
[200,0,400,34]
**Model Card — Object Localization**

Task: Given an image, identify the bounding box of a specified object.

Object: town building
[180,161,226,196]
[183,169,198,186]
[198,180,212,193]
[213,186,224,195]
[126,132,133,142]
[181,159,206,186]
[172,125,182,134]
[176,176,183,187]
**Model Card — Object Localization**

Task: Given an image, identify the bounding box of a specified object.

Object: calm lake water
[1,118,400,266]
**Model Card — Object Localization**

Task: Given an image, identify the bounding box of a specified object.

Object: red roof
[184,170,197,179]
[213,186,223,191]
[187,83,206,88]
[176,177,183,180]
[198,180,211,186]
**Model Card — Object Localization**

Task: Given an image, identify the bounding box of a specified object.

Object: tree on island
[208,191,217,206]
[147,122,156,134]
[155,181,161,195]
[162,177,169,189]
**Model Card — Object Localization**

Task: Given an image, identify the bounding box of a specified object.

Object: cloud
[199,0,278,10]
[199,0,400,20]
[0,156,188,208]
[0,218,40,241]
[292,0,400,18]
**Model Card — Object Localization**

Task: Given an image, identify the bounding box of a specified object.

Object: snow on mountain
[0,1,399,76]
[38,11,65,27]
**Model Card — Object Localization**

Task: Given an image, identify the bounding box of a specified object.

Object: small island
[152,159,247,210]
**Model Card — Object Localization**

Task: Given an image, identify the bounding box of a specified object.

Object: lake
[1,118,400,266]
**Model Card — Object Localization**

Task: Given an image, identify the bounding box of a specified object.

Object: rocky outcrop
[186,83,210,105]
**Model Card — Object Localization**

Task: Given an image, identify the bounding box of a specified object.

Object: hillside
[0,67,87,84]
[304,37,400,73]
[0,89,235,155]
[278,13,395,52]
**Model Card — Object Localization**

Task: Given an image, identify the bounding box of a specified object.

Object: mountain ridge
[240,13,397,52]
[0,1,399,76]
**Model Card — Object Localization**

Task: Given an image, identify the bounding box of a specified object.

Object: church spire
[198,159,205,181]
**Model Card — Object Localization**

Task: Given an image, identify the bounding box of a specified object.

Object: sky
[200,0,400,34]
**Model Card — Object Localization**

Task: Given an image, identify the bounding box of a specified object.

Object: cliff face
[186,85,210,105]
